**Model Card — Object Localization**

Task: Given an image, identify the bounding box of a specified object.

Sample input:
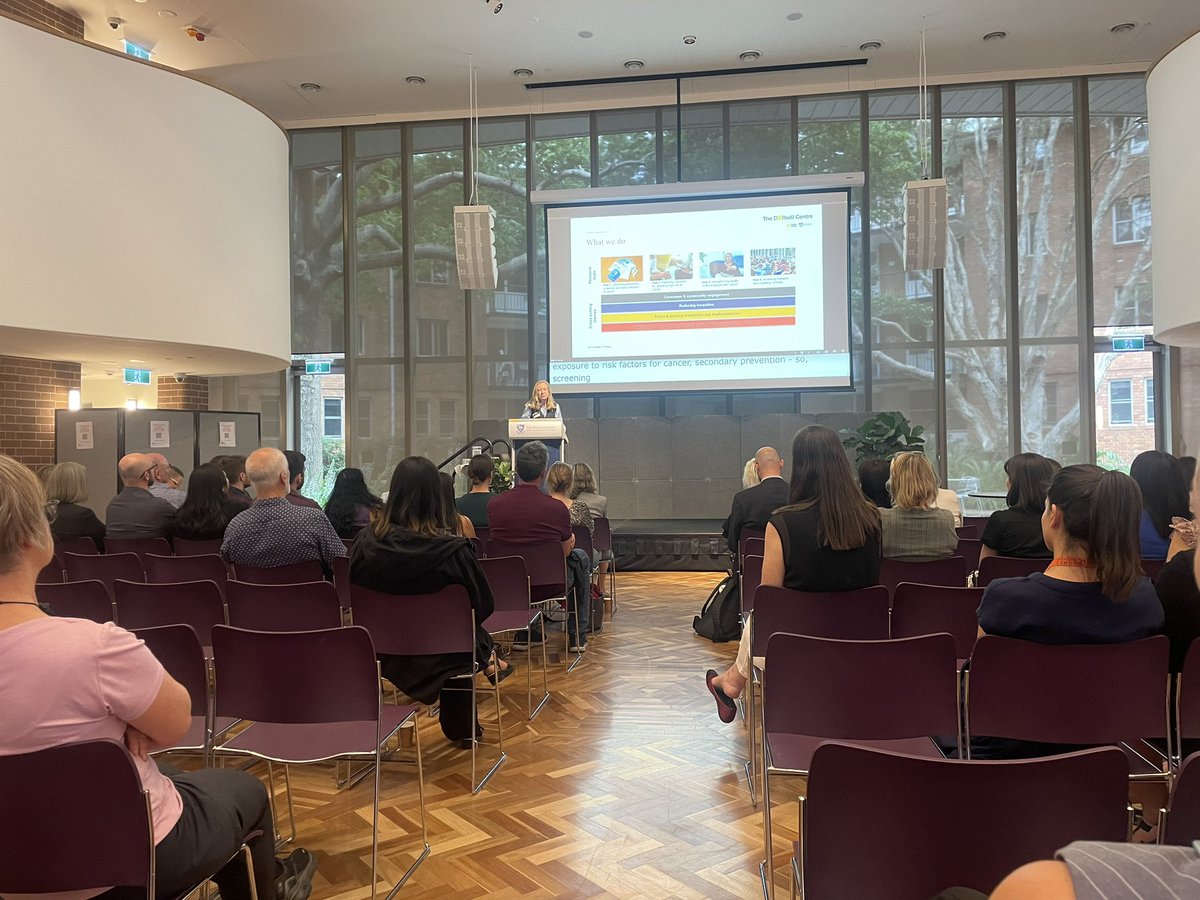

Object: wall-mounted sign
[1111,335,1146,352]
[305,360,332,375]
[123,368,152,385]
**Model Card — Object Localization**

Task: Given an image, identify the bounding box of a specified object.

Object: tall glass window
[290,131,344,354]
[596,109,657,187]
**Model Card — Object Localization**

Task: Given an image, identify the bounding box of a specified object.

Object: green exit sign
[1112,336,1146,352]
[305,360,333,375]
[123,368,151,385]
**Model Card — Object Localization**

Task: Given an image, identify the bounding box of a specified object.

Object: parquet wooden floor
[256,572,799,899]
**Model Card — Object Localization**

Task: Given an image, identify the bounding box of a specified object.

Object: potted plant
[490,457,514,493]
[841,411,926,463]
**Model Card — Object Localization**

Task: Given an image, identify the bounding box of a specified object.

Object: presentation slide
[545,190,852,394]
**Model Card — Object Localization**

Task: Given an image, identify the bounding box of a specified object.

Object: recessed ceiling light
[578,30,593,39]
[859,40,883,52]
[739,50,761,63]
[1110,22,1137,34]
[299,82,321,92]
[683,35,697,45]
[158,9,178,16]
[512,67,533,78]
[786,12,803,21]
[623,59,645,70]
[405,75,426,85]
[982,31,1008,42]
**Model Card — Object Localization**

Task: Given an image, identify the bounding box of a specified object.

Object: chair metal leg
[760,753,775,900]
[531,614,551,719]
[379,718,431,900]
[565,591,584,674]
[745,670,759,807]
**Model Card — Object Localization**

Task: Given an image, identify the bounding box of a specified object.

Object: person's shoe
[275,848,317,900]
[485,661,515,685]
[568,639,588,653]
[511,629,546,651]
[706,669,738,724]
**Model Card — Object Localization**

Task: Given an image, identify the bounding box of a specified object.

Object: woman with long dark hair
[1129,450,1191,559]
[323,467,382,539]
[705,425,882,721]
[979,453,1061,561]
[349,457,508,745]
[857,458,892,509]
[173,463,241,541]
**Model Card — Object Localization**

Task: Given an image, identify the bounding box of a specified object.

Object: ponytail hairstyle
[1047,464,1143,603]
[783,425,880,551]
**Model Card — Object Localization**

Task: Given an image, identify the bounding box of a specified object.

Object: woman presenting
[520,380,567,473]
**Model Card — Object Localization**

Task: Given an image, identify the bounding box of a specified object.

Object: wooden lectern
[508,418,566,473]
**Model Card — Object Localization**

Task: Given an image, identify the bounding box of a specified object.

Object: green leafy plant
[490,457,514,493]
[841,411,926,463]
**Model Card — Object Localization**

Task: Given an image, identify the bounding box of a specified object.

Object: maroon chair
[571,525,595,565]
[954,525,979,541]
[890,583,985,662]
[1176,640,1200,760]
[761,632,961,893]
[63,552,144,599]
[36,580,114,624]
[956,538,983,575]
[965,635,1171,780]
[741,554,764,615]
[592,516,616,614]
[738,527,766,570]
[131,623,234,759]
[113,579,226,648]
[0,739,258,898]
[36,558,64,585]
[962,515,992,537]
[485,539,581,672]
[331,554,351,610]
[475,525,490,558]
[480,555,549,720]
[349,584,505,793]
[1161,751,1200,845]
[340,537,356,552]
[54,535,98,556]
[232,560,325,584]
[210,625,429,892]
[794,743,1129,900]
[226,580,343,632]
[144,553,228,595]
[744,585,891,806]
[742,537,766,562]
[173,537,223,557]
[1141,557,1166,580]
[877,556,967,596]
[977,555,1047,586]
[103,537,173,562]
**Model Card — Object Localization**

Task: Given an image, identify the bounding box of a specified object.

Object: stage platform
[611,518,730,572]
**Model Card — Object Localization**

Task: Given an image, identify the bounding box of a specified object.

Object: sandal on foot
[706,669,737,723]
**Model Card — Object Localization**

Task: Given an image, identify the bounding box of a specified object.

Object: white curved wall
[0,16,290,374]
[1148,31,1200,348]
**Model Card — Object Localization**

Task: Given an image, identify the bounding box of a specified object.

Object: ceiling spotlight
[786,12,803,21]
[859,40,883,52]
[405,75,427,85]
[982,31,1008,42]
[512,67,533,78]
[739,50,761,63]
[484,0,503,13]
[158,9,178,16]
[1110,22,1137,33]
[299,82,321,92]
[578,30,593,39]
[623,59,645,70]
[683,35,697,45]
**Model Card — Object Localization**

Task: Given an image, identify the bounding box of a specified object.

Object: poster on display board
[218,421,237,447]
[149,420,170,448]
[75,421,93,450]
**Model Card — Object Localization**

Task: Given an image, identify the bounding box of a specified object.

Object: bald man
[105,452,177,540]
[722,447,789,561]
[145,452,187,508]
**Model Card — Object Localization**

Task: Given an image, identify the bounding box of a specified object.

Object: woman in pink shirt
[0,454,314,900]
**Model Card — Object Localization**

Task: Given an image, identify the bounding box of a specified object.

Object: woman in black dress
[173,463,243,541]
[978,453,1061,562]
[45,461,106,550]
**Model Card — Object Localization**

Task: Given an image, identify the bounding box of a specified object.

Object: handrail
[436,438,493,471]
[491,439,512,460]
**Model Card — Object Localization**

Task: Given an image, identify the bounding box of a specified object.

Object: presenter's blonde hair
[525,380,557,412]
[888,452,939,509]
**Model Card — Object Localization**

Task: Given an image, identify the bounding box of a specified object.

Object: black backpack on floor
[692,572,742,643]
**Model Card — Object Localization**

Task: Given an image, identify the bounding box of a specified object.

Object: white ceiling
[62,0,1200,128]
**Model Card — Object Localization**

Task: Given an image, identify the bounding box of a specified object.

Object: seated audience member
[741,458,761,490]
[1179,455,1197,494]
[990,842,1200,900]
[979,453,1061,562]
[215,454,253,510]
[934,482,963,527]
[706,426,882,720]
[1129,449,1191,560]
[36,462,57,486]
[146,453,187,508]
[167,464,186,491]
[548,462,594,534]
[323,467,382,539]
[350,456,508,745]
[283,450,321,510]
[221,448,346,571]
[455,454,496,528]
[174,463,243,541]
[45,460,105,550]
[975,464,1163,758]
[440,472,476,539]
[880,451,958,561]
[488,441,582,650]
[106,453,177,541]
[1155,459,1199,675]
[857,458,893,509]
[0,453,316,900]
[722,447,789,564]
[571,462,608,520]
